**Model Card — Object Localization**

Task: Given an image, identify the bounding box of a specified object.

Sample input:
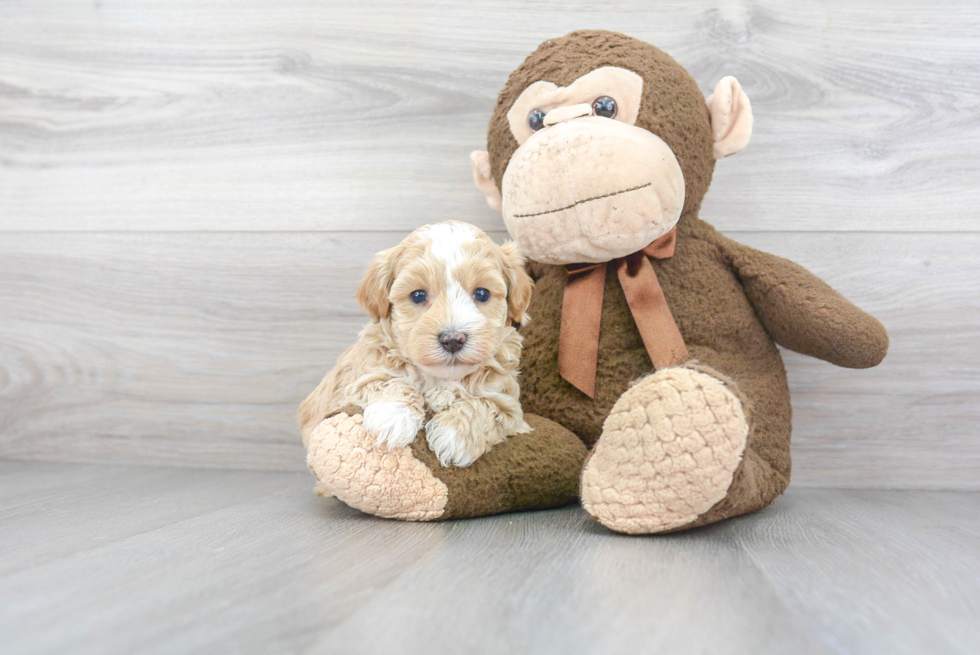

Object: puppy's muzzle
[438,330,467,354]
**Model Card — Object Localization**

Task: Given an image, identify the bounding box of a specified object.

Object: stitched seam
[512,182,652,218]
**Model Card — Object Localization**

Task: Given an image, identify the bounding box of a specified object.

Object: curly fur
[299,221,534,467]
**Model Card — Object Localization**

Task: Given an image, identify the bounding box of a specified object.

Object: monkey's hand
[720,235,888,369]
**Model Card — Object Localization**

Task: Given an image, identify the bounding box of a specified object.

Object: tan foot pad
[307,412,448,521]
[580,367,749,534]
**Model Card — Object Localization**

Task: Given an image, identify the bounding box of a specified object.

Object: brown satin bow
[558,228,689,398]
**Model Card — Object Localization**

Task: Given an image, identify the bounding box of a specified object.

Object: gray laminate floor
[1,460,977,655]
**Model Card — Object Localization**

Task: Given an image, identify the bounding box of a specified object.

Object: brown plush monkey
[304,30,888,534]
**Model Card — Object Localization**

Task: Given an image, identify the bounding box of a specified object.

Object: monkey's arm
[717,235,888,368]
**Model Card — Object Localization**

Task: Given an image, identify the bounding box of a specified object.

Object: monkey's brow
[511,182,652,218]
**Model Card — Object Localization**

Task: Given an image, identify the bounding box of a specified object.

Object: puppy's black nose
[438,330,466,354]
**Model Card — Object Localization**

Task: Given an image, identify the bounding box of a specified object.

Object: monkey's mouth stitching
[512,182,652,218]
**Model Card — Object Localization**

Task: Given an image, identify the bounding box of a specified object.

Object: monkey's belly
[518,264,792,474]
[519,268,666,446]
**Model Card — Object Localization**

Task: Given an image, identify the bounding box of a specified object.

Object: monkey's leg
[307,406,587,521]
[579,364,790,534]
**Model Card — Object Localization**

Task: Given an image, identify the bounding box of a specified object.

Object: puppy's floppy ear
[499,241,533,327]
[355,245,401,321]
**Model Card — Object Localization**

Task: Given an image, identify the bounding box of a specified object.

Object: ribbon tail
[617,257,689,370]
[559,264,606,398]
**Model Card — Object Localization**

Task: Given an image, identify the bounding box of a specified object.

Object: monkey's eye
[473,288,491,303]
[592,96,617,119]
[410,290,427,304]
[528,108,546,132]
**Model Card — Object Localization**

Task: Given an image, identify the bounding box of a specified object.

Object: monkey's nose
[438,330,466,354]
[543,103,592,126]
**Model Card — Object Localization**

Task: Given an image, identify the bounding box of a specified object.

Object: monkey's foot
[580,367,749,534]
[307,407,588,521]
[307,409,448,521]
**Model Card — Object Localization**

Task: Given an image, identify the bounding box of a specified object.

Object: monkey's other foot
[307,408,587,521]
[307,408,448,521]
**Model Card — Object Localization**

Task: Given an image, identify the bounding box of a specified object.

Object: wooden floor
[0,460,977,655]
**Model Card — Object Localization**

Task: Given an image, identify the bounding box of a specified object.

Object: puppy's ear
[355,245,401,321]
[500,241,533,327]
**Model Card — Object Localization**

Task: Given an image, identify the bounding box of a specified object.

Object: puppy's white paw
[363,402,423,449]
[425,416,484,468]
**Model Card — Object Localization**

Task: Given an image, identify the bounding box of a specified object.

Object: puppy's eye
[410,290,427,304]
[528,108,546,132]
[473,288,491,303]
[592,96,617,119]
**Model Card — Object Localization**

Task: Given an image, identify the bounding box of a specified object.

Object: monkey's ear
[706,76,753,160]
[354,245,401,321]
[470,150,503,212]
[500,241,533,326]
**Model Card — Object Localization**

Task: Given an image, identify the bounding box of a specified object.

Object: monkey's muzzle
[500,117,685,266]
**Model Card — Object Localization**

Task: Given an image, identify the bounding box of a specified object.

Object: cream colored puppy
[299,222,534,467]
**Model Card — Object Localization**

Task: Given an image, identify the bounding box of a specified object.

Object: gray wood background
[1,0,978,488]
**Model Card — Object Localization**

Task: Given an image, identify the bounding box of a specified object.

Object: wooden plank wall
[1,1,978,488]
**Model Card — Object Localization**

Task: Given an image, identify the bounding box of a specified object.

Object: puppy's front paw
[363,402,423,449]
[425,412,500,468]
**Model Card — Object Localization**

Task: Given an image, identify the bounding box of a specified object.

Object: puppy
[299,221,534,467]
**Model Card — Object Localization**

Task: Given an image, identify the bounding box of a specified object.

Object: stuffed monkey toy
[305,30,888,534]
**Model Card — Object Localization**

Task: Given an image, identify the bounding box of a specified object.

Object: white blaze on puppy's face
[419,222,488,343]
[418,222,477,269]
[384,221,521,380]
